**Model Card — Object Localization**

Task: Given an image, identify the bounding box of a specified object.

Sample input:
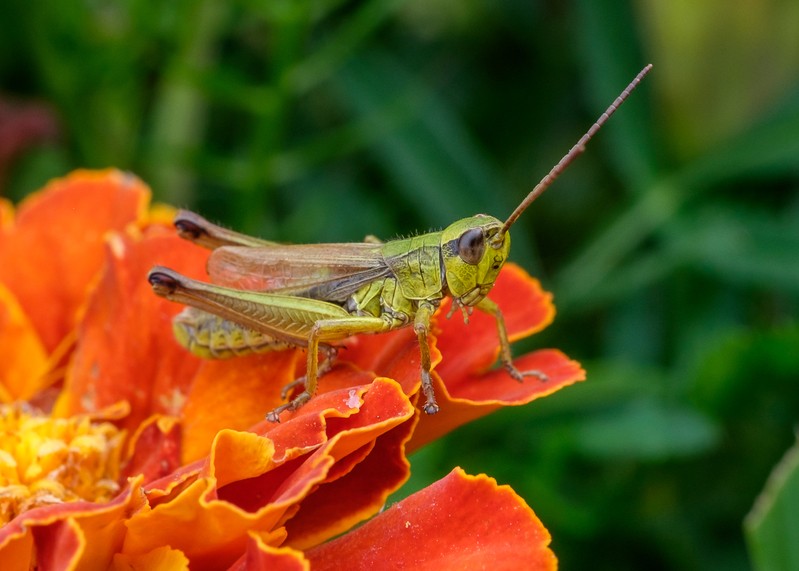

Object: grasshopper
[148,64,652,422]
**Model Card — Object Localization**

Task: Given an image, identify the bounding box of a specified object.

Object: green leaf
[745,440,799,571]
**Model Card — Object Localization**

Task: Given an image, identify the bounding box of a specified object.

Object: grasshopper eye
[457,228,485,265]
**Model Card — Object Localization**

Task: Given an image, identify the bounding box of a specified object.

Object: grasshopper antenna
[493,64,653,244]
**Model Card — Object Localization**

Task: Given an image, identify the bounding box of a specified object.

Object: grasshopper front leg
[414,301,439,414]
[475,297,548,383]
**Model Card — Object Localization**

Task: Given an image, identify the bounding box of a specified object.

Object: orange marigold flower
[0,170,580,569]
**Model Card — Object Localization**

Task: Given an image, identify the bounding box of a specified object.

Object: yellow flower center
[0,404,125,526]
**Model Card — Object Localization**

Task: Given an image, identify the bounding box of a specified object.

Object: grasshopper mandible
[148,64,652,422]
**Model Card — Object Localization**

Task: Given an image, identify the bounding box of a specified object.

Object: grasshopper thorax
[440,214,510,307]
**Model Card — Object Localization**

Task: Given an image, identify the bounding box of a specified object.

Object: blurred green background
[2,1,798,569]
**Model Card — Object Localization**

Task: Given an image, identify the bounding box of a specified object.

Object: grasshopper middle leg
[266,315,389,422]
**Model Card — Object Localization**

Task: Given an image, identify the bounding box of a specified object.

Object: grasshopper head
[441,214,510,307]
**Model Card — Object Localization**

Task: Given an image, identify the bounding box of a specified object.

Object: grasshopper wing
[207,242,392,302]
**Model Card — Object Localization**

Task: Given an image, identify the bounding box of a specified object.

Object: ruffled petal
[411,349,585,448]
[339,327,441,401]
[0,475,147,569]
[281,399,415,549]
[227,534,309,571]
[121,379,414,571]
[111,545,190,570]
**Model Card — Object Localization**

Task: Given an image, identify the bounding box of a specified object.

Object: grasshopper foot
[505,363,548,383]
[423,401,440,415]
[265,391,312,423]
[420,372,439,415]
[270,347,338,420]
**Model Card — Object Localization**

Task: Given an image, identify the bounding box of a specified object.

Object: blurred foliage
[745,439,799,571]
[2,0,798,569]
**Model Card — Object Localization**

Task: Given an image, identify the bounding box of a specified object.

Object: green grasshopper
[148,64,652,422]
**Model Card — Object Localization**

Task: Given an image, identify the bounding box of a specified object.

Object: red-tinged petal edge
[410,349,585,449]
[120,379,415,571]
[0,475,146,570]
[227,533,309,571]
[282,404,416,550]
[307,467,557,571]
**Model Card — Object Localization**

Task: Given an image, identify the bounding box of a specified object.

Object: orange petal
[488,263,555,339]
[216,378,414,516]
[111,545,190,571]
[227,534,309,571]
[307,468,557,570]
[55,229,208,433]
[0,282,49,401]
[283,409,415,549]
[0,475,147,569]
[0,170,151,352]
[123,380,413,570]
[182,356,396,464]
[181,351,303,464]
[0,199,13,230]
